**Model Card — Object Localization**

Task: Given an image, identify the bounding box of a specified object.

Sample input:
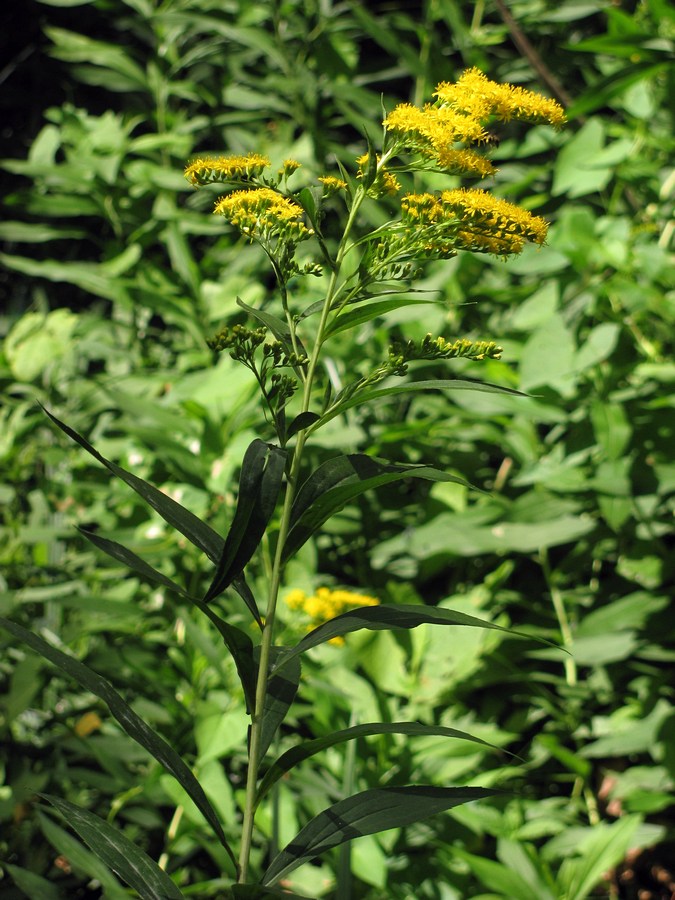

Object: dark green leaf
[325,297,437,337]
[204,439,286,608]
[257,722,504,805]
[320,379,526,428]
[283,454,471,561]
[39,794,185,899]
[77,529,258,712]
[0,617,237,870]
[43,407,224,562]
[262,786,499,885]
[258,649,301,761]
[286,411,321,439]
[236,297,307,359]
[272,604,553,671]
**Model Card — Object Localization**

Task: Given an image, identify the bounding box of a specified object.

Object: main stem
[237,185,368,882]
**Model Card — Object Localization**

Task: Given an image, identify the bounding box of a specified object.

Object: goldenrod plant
[1,69,565,898]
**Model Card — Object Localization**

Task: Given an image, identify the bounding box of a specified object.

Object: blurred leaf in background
[1,0,674,896]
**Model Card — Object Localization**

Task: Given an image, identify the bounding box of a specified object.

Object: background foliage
[1,0,673,897]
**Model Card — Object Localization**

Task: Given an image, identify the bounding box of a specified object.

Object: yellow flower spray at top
[285,588,380,645]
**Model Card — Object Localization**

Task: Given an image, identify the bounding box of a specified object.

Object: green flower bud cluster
[389,334,503,364]
[262,341,309,368]
[207,325,267,361]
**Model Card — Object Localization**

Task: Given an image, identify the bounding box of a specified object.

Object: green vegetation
[1,1,673,898]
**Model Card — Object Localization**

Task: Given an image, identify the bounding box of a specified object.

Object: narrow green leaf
[40,795,185,899]
[561,815,641,900]
[204,440,286,607]
[325,297,437,337]
[257,722,503,806]
[273,604,551,672]
[78,527,191,598]
[286,411,321,439]
[361,130,378,189]
[77,529,257,712]
[262,786,499,885]
[452,846,554,900]
[236,297,306,359]
[4,862,66,900]
[38,812,128,899]
[297,187,318,229]
[43,407,224,562]
[0,617,237,870]
[319,379,525,429]
[258,649,301,761]
[283,454,471,561]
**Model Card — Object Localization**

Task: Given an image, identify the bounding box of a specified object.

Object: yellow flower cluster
[184,153,270,186]
[383,67,565,176]
[434,68,567,128]
[285,587,379,644]
[214,188,312,242]
[400,188,548,257]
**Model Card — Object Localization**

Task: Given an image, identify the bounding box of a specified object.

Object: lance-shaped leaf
[272,603,553,673]
[316,379,526,430]
[4,863,65,900]
[236,296,307,360]
[204,439,287,609]
[0,617,237,871]
[40,794,185,899]
[78,528,257,712]
[258,648,301,762]
[283,454,472,561]
[42,406,224,562]
[257,722,506,806]
[325,297,437,338]
[262,785,499,885]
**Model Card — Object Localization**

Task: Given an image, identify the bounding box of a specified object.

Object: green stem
[540,548,577,687]
[237,183,369,883]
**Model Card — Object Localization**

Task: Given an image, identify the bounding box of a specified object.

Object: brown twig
[494,0,574,108]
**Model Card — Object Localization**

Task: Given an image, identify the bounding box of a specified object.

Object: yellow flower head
[318,175,348,194]
[441,188,548,252]
[435,68,566,129]
[383,68,565,177]
[285,587,379,645]
[398,188,548,259]
[184,153,271,186]
[214,188,312,242]
[280,159,302,177]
